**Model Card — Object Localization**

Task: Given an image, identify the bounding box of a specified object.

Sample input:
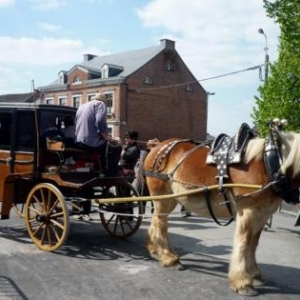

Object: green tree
[252,0,300,136]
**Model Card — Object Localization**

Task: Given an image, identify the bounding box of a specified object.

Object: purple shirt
[75,100,108,147]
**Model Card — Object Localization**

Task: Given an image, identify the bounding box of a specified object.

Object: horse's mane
[243,137,265,164]
[244,132,300,179]
[280,132,300,178]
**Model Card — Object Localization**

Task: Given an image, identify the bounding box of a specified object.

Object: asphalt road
[0,204,300,300]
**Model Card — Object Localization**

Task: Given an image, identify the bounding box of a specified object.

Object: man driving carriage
[75,92,119,176]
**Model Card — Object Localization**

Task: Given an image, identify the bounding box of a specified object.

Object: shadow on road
[0,276,28,299]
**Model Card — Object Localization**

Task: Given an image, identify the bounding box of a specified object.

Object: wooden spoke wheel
[99,182,143,239]
[13,202,26,218]
[25,183,69,251]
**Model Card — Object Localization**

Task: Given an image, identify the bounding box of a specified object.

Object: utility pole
[258,28,269,81]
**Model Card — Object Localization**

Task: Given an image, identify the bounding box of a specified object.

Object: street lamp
[258,28,269,81]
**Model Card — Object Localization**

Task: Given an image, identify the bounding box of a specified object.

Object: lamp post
[258,28,269,81]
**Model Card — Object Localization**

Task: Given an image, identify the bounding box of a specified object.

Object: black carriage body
[0,102,77,218]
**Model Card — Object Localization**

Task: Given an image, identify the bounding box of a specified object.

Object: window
[143,76,153,85]
[73,76,81,84]
[0,112,12,150]
[185,84,193,92]
[58,71,66,84]
[16,111,35,151]
[45,98,54,105]
[104,92,114,114]
[165,63,174,72]
[87,94,94,102]
[59,97,67,106]
[72,95,81,108]
[101,65,109,79]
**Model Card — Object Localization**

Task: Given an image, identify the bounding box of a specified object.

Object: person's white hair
[93,93,107,104]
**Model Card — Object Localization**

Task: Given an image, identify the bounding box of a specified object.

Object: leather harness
[144,123,300,226]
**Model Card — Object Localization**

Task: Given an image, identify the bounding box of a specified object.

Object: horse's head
[278,132,300,179]
[147,138,160,151]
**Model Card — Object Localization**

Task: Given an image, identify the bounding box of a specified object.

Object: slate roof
[0,92,35,103]
[81,43,164,77]
[45,41,168,87]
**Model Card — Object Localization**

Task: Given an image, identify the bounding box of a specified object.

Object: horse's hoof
[238,287,258,297]
[253,278,264,287]
[174,263,185,270]
[163,261,185,270]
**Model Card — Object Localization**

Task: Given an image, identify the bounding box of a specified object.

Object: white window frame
[45,97,54,105]
[58,96,67,106]
[72,95,81,108]
[87,94,94,102]
[102,65,109,79]
[73,76,82,85]
[58,71,65,84]
[104,91,114,114]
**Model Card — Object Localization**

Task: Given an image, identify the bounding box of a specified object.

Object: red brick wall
[123,49,207,141]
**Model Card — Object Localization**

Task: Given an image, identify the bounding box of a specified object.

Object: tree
[252,0,300,136]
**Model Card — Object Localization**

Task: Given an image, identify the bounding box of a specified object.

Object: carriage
[0,102,146,252]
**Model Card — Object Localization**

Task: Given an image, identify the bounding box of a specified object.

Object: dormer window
[143,76,153,85]
[102,65,109,79]
[101,63,123,79]
[58,71,67,84]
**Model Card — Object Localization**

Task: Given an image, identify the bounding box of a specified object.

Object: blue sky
[0,0,280,136]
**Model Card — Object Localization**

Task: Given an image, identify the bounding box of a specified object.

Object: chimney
[83,54,97,61]
[160,39,175,50]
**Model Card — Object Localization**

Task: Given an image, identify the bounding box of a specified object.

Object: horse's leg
[146,199,181,268]
[228,207,271,296]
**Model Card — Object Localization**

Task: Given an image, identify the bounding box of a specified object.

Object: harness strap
[168,143,206,179]
[204,187,234,226]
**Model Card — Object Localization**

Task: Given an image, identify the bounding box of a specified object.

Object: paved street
[0,204,299,300]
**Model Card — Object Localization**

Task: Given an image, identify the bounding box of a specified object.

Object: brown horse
[143,124,300,296]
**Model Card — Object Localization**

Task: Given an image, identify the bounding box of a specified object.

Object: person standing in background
[119,130,140,178]
[119,130,140,221]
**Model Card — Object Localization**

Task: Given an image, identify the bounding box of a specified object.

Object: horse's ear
[147,138,160,150]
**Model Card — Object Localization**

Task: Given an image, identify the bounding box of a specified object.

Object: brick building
[39,39,208,142]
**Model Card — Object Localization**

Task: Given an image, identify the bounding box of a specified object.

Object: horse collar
[264,134,299,204]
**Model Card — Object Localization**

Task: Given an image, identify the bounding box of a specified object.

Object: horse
[142,121,300,296]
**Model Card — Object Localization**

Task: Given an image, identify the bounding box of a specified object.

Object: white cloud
[38,22,61,32]
[0,0,14,7]
[138,0,279,80]
[137,0,280,135]
[0,65,27,94]
[0,36,106,65]
[28,0,67,11]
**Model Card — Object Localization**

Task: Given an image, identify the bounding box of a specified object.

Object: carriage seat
[206,123,255,174]
[45,137,100,172]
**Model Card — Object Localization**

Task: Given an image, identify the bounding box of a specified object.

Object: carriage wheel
[99,182,143,239]
[13,203,26,218]
[25,183,69,252]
